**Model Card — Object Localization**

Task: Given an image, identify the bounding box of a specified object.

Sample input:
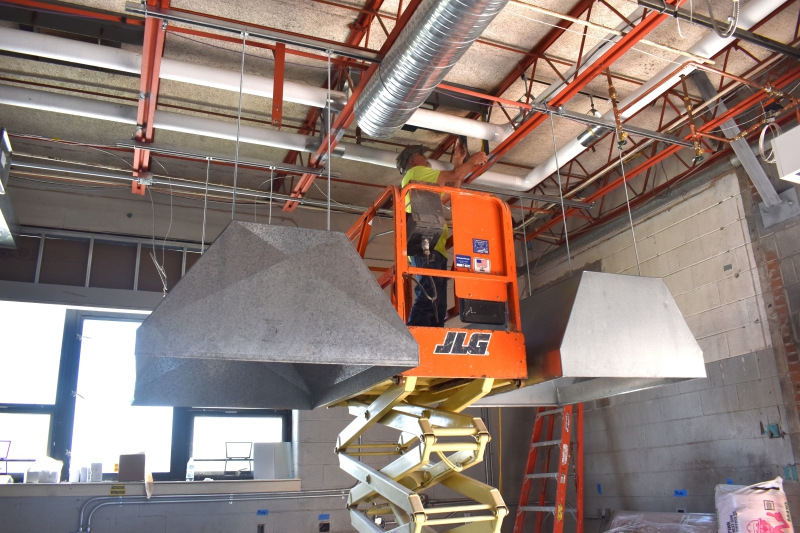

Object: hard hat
[396,144,426,175]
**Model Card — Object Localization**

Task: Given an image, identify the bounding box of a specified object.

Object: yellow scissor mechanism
[333,377,512,533]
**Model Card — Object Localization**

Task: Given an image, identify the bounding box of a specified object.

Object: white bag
[715,477,793,533]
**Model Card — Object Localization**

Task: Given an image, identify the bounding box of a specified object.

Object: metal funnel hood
[133,222,418,410]
[477,271,705,406]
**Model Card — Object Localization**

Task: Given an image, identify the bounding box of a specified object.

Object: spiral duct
[355,0,508,138]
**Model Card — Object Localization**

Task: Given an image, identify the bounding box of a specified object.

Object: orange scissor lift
[335,182,528,533]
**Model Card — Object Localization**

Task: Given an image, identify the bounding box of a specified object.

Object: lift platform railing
[346,182,527,381]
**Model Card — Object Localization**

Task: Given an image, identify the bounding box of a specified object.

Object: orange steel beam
[272,43,286,128]
[167,5,380,57]
[165,26,369,70]
[428,0,596,161]
[282,0,423,211]
[131,0,168,195]
[464,5,678,186]
[527,64,800,240]
[275,0,385,192]
[281,60,379,211]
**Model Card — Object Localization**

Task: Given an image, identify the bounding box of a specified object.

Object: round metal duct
[355,0,508,139]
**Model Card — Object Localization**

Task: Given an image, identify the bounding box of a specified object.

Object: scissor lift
[338,183,528,533]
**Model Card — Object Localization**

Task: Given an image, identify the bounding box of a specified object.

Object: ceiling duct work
[0,84,524,187]
[355,0,508,138]
[0,27,511,143]
[477,271,706,407]
[133,222,419,410]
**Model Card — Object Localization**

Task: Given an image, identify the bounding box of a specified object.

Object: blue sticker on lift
[319,514,330,520]
[674,490,687,497]
[597,484,602,495]
[257,509,269,516]
[473,238,489,254]
[455,254,471,269]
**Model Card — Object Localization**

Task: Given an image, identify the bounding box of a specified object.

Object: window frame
[185,408,292,479]
[51,309,150,479]
[0,302,293,482]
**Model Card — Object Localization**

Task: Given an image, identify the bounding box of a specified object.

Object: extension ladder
[514,404,584,533]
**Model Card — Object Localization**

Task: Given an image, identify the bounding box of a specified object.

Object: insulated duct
[0,27,511,143]
[354,0,509,138]
[0,84,523,186]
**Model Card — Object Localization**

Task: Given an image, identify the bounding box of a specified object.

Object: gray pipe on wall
[78,489,350,532]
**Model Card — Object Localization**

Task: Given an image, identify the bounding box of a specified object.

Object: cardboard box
[117,454,145,482]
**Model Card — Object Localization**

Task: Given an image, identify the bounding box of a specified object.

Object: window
[0,301,65,475]
[0,300,64,404]
[189,410,290,477]
[0,413,50,474]
[0,300,293,482]
[69,319,172,474]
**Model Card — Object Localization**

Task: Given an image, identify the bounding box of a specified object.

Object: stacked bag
[716,478,793,533]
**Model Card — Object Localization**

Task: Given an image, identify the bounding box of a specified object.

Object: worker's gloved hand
[454,141,468,166]
[468,152,488,168]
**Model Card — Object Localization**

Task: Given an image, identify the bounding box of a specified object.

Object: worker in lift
[395,141,489,327]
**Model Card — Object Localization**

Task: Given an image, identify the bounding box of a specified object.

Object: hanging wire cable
[759,121,782,163]
[326,49,332,232]
[147,188,169,294]
[548,114,572,276]
[675,0,694,38]
[617,149,642,276]
[269,167,274,225]
[169,32,335,71]
[254,171,277,223]
[518,197,532,297]
[202,157,210,254]
[152,156,173,270]
[706,0,739,39]
[232,31,248,220]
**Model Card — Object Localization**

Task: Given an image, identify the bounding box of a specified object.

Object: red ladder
[513,404,584,533]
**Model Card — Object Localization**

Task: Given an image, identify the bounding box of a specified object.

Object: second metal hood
[477,271,706,406]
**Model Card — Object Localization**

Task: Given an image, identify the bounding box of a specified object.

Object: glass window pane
[70,319,172,473]
[191,416,282,471]
[0,301,65,404]
[0,413,51,473]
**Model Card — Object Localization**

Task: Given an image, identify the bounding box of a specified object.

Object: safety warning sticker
[455,254,471,269]
[472,238,489,254]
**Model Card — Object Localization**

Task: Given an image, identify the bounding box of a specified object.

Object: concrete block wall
[584,350,796,514]
[515,170,799,517]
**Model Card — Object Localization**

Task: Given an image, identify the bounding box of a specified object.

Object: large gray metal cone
[134,222,418,409]
[477,271,706,406]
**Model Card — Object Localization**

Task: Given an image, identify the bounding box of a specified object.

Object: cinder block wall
[514,170,800,518]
